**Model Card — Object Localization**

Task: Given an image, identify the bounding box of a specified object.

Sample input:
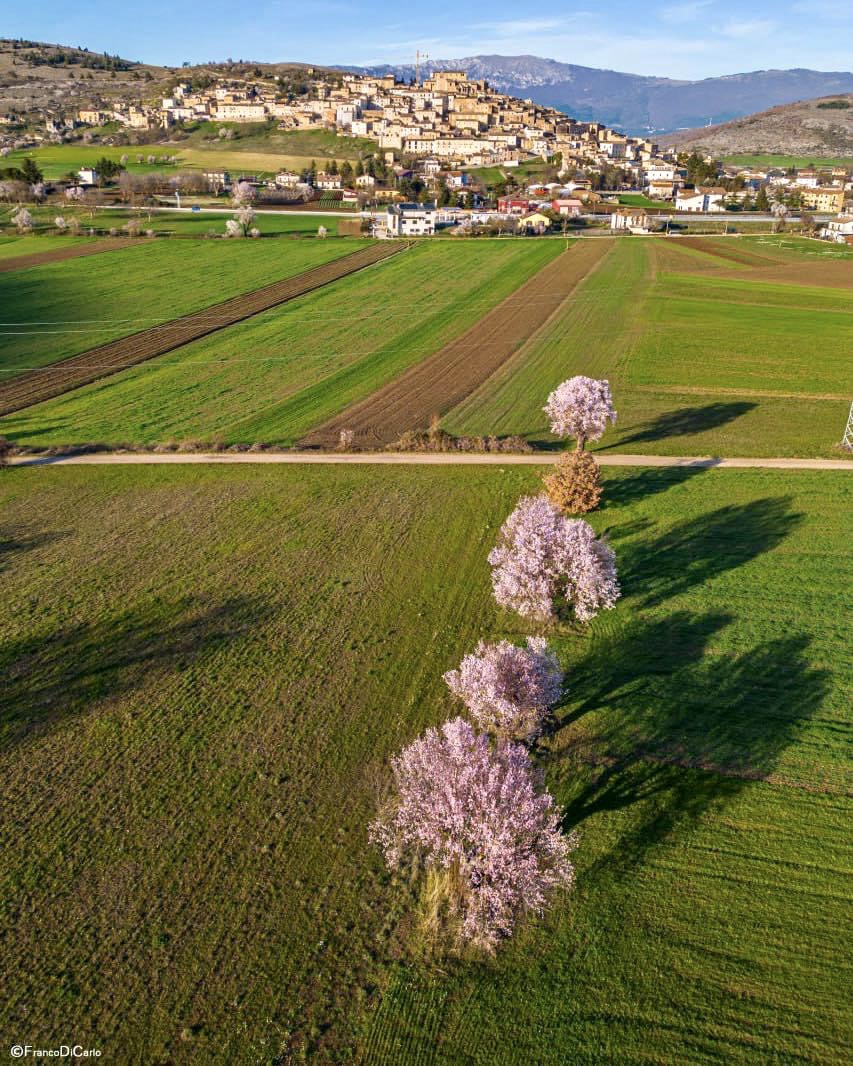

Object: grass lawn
[3,129,378,182]
[0,237,363,379]
[3,144,181,180]
[617,193,668,209]
[444,239,853,458]
[0,234,94,259]
[91,209,348,238]
[1,463,849,1062]
[723,153,853,170]
[1,241,562,447]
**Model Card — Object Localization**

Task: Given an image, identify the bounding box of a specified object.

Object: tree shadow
[613,496,804,608]
[1,593,271,751]
[600,465,711,510]
[599,402,757,450]
[0,523,69,573]
[553,625,829,882]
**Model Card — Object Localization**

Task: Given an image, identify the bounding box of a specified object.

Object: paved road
[12,452,852,470]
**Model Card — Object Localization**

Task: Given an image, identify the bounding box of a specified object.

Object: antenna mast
[415,50,429,86]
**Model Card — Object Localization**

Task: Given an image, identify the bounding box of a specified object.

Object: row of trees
[370,377,620,955]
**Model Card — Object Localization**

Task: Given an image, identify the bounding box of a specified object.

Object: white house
[644,160,677,184]
[676,187,726,212]
[316,173,342,190]
[610,206,651,232]
[77,168,99,186]
[385,202,436,236]
[355,173,376,188]
[818,215,853,243]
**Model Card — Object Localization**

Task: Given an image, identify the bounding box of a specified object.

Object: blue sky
[6,0,852,79]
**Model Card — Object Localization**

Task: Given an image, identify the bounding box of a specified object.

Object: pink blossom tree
[544,376,616,451]
[489,494,620,623]
[370,717,577,952]
[444,637,563,742]
[232,180,257,206]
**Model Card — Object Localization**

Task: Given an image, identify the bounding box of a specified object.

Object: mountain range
[346,55,853,135]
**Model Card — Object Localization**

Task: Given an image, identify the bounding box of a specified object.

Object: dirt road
[11,451,851,470]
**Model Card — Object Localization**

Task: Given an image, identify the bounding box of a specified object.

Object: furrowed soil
[445,238,852,458]
[0,242,403,416]
[0,237,136,273]
[301,239,612,447]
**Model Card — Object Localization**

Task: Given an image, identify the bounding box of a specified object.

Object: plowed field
[0,238,136,273]
[0,241,403,416]
[302,239,612,446]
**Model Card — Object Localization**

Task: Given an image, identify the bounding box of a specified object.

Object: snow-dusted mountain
[345,55,853,134]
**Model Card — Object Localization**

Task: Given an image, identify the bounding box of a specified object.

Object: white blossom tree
[370,717,577,952]
[489,494,620,623]
[444,638,563,742]
[543,376,616,451]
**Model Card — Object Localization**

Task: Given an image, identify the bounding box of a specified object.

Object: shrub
[542,449,603,515]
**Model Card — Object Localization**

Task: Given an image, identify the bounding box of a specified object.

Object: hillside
[660,94,853,157]
[0,39,337,121]
[350,56,853,135]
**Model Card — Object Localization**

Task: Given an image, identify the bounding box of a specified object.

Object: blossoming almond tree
[232,180,257,206]
[444,637,563,742]
[370,717,577,952]
[489,494,620,623]
[544,376,616,451]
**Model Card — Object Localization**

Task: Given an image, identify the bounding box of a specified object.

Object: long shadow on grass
[610,495,803,608]
[600,465,710,510]
[598,401,757,450]
[1,593,270,751]
[0,523,68,573]
[556,627,829,878]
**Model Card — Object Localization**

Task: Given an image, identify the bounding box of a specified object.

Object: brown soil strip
[720,262,853,290]
[301,240,613,447]
[0,238,138,273]
[676,237,777,267]
[0,242,404,417]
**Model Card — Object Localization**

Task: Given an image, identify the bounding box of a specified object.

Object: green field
[90,209,349,238]
[723,153,853,170]
[0,237,361,379]
[0,241,562,446]
[0,204,349,238]
[444,238,853,458]
[1,462,849,1062]
[0,233,94,259]
[3,129,377,182]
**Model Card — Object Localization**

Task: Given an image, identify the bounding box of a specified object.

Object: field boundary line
[0,238,139,273]
[0,241,406,416]
[300,239,615,447]
[11,451,852,470]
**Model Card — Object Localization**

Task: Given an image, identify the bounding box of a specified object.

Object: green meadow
[3,129,376,182]
[1,462,849,1062]
[0,241,561,446]
[444,238,853,458]
[0,237,360,378]
[723,153,853,170]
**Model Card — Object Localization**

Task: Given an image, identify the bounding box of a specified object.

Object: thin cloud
[659,0,714,25]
